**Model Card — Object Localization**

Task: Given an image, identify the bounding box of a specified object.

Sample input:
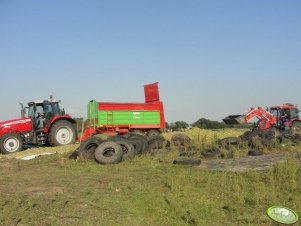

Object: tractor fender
[45,116,76,133]
[290,119,301,126]
[0,128,24,138]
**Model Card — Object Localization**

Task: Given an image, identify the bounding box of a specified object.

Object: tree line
[166,118,250,131]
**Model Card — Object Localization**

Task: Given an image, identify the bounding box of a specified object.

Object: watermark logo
[267,206,298,225]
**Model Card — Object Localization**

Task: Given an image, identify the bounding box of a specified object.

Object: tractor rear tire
[0,132,23,154]
[291,121,301,136]
[48,120,76,146]
[94,141,123,164]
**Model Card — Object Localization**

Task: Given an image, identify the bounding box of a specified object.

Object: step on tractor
[223,103,301,135]
[0,97,76,154]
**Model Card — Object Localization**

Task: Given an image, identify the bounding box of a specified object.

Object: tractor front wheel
[48,120,76,146]
[291,121,301,136]
[0,132,23,154]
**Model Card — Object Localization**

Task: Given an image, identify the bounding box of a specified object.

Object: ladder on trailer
[106,111,115,132]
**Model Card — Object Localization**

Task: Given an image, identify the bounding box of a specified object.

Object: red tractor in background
[0,97,76,154]
[223,103,301,135]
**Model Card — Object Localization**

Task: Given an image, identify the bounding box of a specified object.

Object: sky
[0,0,300,123]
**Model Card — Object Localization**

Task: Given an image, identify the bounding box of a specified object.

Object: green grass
[0,150,300,226]
[0,128,300,225]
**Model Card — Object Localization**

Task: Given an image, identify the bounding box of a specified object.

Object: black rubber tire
[179,152,196,157]
[94,141,123,164]
[291,121,301,136]
[69,148,80,159]
[115,140,136,160]
[241,130,260,141]
[218,137,241,147]
[123,137,143,155]
[127,136,148,153]
[248,149,263,156]
[201,147,221,158]
[78,137,103,160]
[173,158,201,166]
[220,150,234,159]
[48,120,76,146]
[171,133,191,147]
[147,129,160,138]
[148,135,165,150]
[0,132,23,154]
[130,129,145,136]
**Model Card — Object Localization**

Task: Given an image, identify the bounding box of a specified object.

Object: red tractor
[223,103,301,135]
[0,98,77,154]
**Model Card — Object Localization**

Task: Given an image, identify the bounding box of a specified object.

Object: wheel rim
[56,127,73,145]
[4,137,20,153]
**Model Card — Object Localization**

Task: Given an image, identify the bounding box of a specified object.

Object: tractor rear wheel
[48,120,76,146]
[0,133,23,154]
[291,121,301,136]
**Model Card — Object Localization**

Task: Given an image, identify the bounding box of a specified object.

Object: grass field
[0,128,300,226]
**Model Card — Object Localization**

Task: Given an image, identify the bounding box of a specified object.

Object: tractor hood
[0,118,32,133]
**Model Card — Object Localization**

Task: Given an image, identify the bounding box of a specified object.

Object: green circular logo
[267,206,299,225]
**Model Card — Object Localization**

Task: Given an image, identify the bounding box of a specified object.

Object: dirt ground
[198,151,301,172]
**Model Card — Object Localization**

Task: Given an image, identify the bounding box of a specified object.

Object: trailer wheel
[291,121,301,136]
[48,120,76,146]
[94,141,123,164]
[0,133,23,154]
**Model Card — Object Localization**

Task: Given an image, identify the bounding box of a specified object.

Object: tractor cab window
[270,108,280,118]
[290,108,299,119]
[51,103,62,116]
[28,105,35,117]
[43,103,54,121]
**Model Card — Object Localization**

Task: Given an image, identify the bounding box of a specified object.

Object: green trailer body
[81,83,165,138]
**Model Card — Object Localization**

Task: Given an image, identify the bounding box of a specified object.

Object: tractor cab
[26,100,65,130]
[269,104,300,129]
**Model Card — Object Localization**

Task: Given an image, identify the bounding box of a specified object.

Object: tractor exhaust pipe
[222,115,245,125]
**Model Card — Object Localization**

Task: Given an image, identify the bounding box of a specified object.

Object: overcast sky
[0,0,300,123]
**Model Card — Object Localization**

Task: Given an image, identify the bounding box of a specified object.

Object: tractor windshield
[270,108,280,118]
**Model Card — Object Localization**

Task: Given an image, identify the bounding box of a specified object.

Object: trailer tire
[94,141,123,164]
[78,137,103,160]
[173,158,201,166]
[0,132,23,154]
[48,120,76,146]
